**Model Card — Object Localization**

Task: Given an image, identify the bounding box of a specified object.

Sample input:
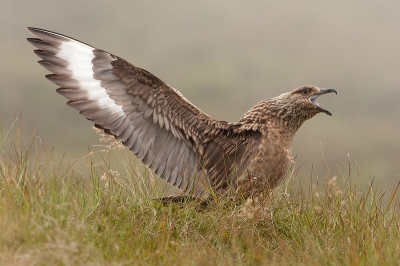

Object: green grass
[0,121,399,265]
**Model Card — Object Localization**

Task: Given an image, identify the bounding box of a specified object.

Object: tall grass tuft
[0,119,399,265]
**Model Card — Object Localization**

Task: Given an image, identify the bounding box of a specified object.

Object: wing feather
[34,50,69,67]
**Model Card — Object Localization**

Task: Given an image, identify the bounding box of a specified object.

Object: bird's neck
[239,99,312,140]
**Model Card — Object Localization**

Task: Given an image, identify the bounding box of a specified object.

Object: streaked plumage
[27,27,337,200]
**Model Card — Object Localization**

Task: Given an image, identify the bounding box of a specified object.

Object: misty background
[1,1,399,195]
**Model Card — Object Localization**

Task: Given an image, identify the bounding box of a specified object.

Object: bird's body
[27,27,336,201]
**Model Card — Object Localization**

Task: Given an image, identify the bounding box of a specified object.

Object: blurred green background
[1,1,399,194]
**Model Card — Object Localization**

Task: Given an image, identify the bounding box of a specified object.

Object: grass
[0,120,399,265]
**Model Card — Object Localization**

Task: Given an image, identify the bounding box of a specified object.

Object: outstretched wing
[27,27,260,198]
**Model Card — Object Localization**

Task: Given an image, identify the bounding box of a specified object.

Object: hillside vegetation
[0,121,399,265]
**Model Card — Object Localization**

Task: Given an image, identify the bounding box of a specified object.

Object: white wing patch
[55,38,123,113]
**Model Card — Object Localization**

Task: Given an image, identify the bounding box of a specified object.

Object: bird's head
[265,85,337,133]
[287,85,337,116]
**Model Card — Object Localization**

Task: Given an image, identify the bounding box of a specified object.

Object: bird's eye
[300,88,309,94]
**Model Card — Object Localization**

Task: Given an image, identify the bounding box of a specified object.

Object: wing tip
[27,26,96,49]
[27,27,53,36]
[27,26,37,33]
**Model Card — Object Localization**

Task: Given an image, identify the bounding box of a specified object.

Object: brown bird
[27,27,337,201]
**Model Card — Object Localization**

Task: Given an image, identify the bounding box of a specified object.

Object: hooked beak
[308,88,337,116]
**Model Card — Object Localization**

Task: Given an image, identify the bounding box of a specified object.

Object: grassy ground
[0,121,399,265]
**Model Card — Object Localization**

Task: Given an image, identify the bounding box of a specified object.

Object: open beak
[308,88,337,116]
